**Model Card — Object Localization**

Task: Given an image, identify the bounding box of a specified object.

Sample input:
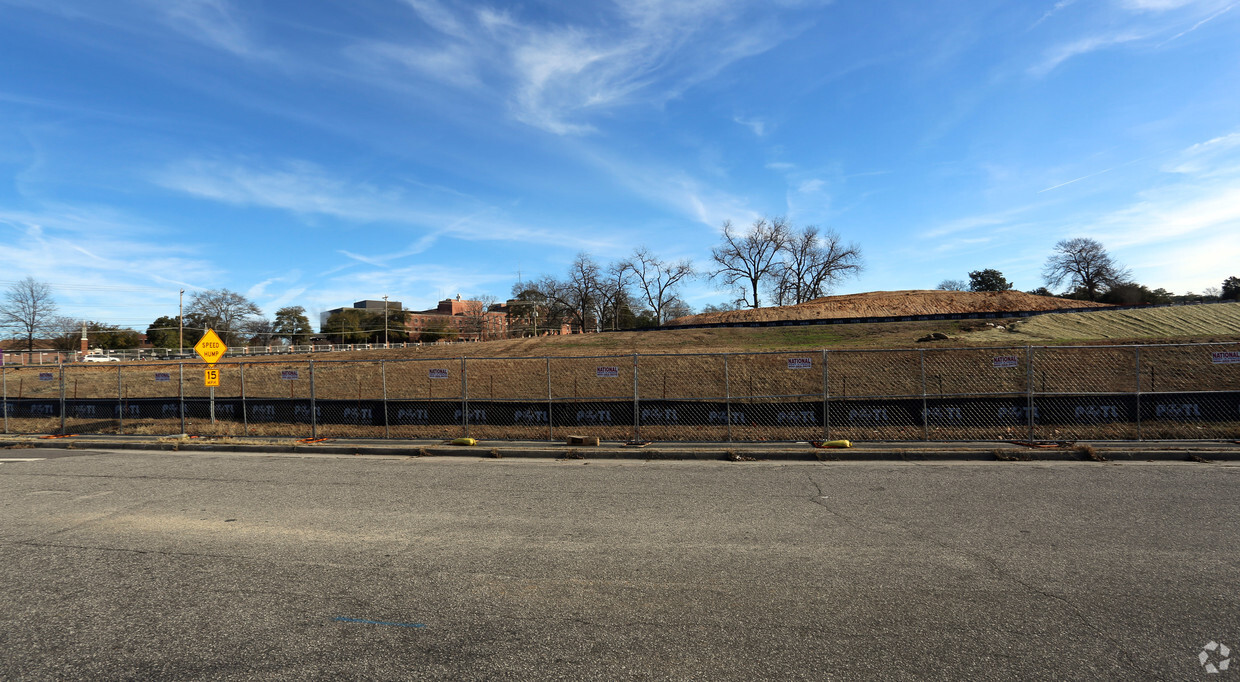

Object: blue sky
[2,0,1238,331]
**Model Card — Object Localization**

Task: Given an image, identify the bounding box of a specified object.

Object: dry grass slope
[973,302,1240,342]
[668,290,1110,325]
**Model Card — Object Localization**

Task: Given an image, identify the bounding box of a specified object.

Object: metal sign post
[204,368,220,424]
[194,329,228,429]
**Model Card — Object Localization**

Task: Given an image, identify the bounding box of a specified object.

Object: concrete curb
[3,436,1239,462]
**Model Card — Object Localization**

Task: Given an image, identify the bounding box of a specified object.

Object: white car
[82,354,120,363]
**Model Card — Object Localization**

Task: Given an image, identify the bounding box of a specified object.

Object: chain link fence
[3,342,1237,442]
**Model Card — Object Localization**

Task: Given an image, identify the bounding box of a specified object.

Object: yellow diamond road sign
[194,328,227,365]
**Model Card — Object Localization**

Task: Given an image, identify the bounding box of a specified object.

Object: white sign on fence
[281,370,300,380]
[993,355,1020,368]
[154,373,171,382]
[787,357,813,370]
[1212,351,1240,364]
[428,368,449,379]
[39,372,54,381]
[596,366,619,378]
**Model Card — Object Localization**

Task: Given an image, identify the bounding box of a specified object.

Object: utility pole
[178,289,185,357]
[383,294,389,348]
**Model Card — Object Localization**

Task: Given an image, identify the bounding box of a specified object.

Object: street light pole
[179,289,185,357]
[383,294,389,349]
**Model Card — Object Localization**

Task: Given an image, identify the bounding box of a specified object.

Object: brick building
[406,296,508,341]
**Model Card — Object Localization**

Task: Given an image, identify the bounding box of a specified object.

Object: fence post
[632,353,639,442]
[59,363,66,435]
[2,366,7,435]
[1134,346,1142,442]
[919,349,928,442]
[241,363,248,436]
[1025,346,1035,443]
[724,355,732,443]
[179,363,185,435]
[309,358,317,439]
[546,357,553,442]
[461,357,468,438]
[117,365,123,433]
[821,349,829,442]
[381,360,389,440]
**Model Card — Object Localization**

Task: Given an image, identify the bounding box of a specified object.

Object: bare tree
[0,277,59,351]
[459,295,499,341]
[628,247,695,324]
[526,276,573,334]
[49,316,84,352]
[186,289,262,345]
[595,260,635,331]
[771,226,863,305]
[710,217,791,309]
[244,318,276,346]
[552,253,601,333]
[662,296,693,322]
[937,279,967,291]
[1042,238,1131,302]
[508,285,555,336]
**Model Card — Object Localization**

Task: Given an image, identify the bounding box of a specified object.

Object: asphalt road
[1,451,1237,680]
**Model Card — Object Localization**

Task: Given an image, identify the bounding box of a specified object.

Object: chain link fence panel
[3,366,65,434]
[464,357,553,441]
[4,343,1237,442]
[57,365,120,435]
[719,351,826,442]
[635,354,730,442]
[919,347,1033,441]
[307,360,387,439]
[382,358,466,440]
[548,355,635,442]
[1135,342,1240,439]
[113,363,188,436]
[825,350,922,441]
[1031,346,1139,440]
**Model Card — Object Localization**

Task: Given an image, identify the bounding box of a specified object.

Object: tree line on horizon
[935,237,1237,306]
[2,231,1238,350]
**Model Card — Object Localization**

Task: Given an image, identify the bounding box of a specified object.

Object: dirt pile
[669,290,1111,326]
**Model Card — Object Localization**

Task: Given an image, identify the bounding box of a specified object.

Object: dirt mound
[670,290,1111,326]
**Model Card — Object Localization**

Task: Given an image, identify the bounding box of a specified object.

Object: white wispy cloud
[351,0,816,135]
[1167,131,1240,170]
[153,157,602,249]
[0,205,220,324]
[580,146,759,230]
[1091,181,1240,246]
[154,0,274,61]
[1118,0,1197,11]
[1158,3,1236,46]
[923,204,1040,239]
[1037,130,1240,289]
[1029,32,1143,76]
[734,116,767,136]
[1032,0,1079,28]
[1037,156,1149,193]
